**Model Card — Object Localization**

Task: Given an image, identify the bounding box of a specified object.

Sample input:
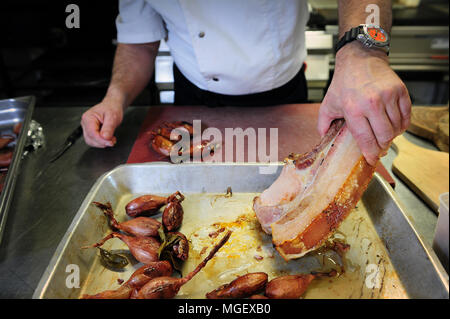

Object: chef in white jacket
[81,0,411,166]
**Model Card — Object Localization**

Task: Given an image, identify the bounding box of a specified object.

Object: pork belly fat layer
[272,127,376,260]
[253,120,376,260]
[253,120,344,234]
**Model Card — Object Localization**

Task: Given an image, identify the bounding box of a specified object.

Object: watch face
[367,27,388,44]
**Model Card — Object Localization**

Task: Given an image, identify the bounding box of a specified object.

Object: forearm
[336,0,392,69]
[104,41,160,108]
[338,0,392,38]
[320,0,411,166]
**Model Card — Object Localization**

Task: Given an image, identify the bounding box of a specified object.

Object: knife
[49,125,83,163]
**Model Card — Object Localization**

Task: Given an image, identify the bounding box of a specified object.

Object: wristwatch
[336,24,390,55]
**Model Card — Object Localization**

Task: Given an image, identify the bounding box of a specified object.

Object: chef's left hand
[318,41,411,166]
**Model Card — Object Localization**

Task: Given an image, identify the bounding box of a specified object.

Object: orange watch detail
[368,27,386,42]
[336,24,390,55]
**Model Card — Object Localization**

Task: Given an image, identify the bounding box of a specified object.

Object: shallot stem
[168,191,184,203]
[81,233,116,249]
[184,230,232,282]
[93,202,119,229]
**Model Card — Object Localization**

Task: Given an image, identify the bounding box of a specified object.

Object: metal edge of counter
[0,95,36,245]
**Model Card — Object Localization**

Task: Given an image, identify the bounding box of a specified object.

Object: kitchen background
[0,0,448,107]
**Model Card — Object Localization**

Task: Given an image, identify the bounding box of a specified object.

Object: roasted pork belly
[253,120,376,260]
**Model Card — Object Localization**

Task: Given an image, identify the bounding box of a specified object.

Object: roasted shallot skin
[126,261,173,288]
[94,202,161,237]
[82,232,160,264]
[169,231,189,261]
[149,121,218,160]
[0,149,13,168]
[151,134,175,157]
[163,121,194,136]
[153,126,181,141]
[0,136,14,149]
[81,261,173,299]
[137,231,232,299]
[249,294,269,299]
[125,194,169,217]
[153,121,194,141]
[125,191,183,217]
[162,196,184,231]
[113,216,161,237]
[81,284,134,299]
[137,276,187,299]
[265,274,315,299]
[206,272,268,299]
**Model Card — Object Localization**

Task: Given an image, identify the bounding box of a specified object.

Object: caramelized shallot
[125,191,183,217]
[82,232,160,264]
[265,274,315,299]
[0,149,13,168]
[249,295,269,299]
[206,272,268,299]
[81,261,173,299]
[137,230,232,299]
[162,193,185,231]
[163,121,194,136]
[0,136,14,149]
[151,134,175,157]
[169,231,189,261]
[94,201,161,237]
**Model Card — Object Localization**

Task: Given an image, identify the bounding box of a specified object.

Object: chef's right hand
[81,99,124,148]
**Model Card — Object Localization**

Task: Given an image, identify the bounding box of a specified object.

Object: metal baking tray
[33,163,449,299]
[0,96,35,244]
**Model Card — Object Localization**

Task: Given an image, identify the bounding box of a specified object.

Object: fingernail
[101,131,112,140]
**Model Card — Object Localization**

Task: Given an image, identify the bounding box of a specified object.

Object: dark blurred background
[0,0,448,107]
[0,1,148,106]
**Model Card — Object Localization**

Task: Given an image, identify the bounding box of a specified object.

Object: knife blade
[49,125,83,163]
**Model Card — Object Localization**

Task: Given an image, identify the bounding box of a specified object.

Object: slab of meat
[253,120,376,260]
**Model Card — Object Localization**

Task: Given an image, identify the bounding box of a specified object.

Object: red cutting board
[127,104,395,186]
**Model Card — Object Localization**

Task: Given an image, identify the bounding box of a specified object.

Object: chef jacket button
[198,31,205,38]
[212,77,219,82]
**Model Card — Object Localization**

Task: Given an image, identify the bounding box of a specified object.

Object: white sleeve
[116,0,167,44]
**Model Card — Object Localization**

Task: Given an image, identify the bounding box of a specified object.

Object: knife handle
[67,125,83,143]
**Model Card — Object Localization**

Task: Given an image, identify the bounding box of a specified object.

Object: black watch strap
[335,26,362,54]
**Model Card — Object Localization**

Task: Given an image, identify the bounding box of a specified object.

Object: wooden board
[436,112,449,152]
[407,105,449,152]
[392,135,449,212]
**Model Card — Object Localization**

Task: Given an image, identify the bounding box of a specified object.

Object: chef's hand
[81,98,124,148]
[318,41,411,166]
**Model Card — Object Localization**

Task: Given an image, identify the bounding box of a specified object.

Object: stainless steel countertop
[0,106,148,298]
[0,106,439,298]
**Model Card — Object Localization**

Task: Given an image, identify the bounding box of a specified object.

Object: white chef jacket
[116,0,309,95]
